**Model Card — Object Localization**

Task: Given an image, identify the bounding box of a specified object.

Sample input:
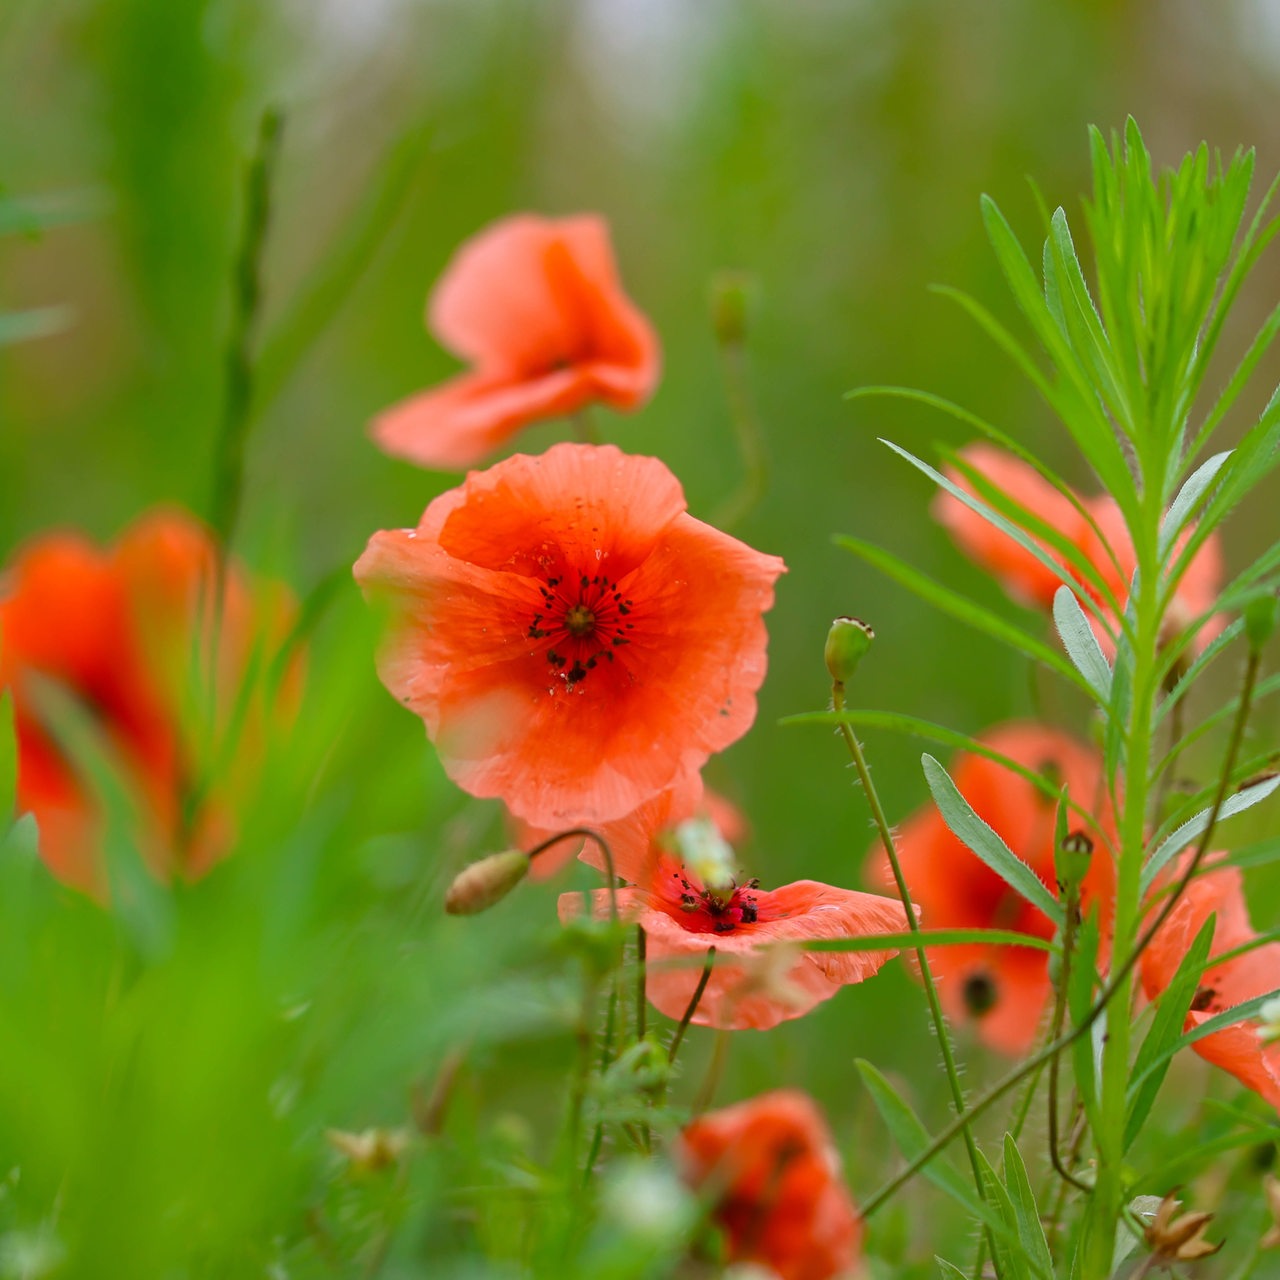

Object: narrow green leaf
[880,438,1097,619]
[1052,586,1112,703]
[1002,1134,1055,1279]
[975,1148,1032,1280]
[1159,450,1232,556]
[921,754,1064,925]
[1068,912,1102,1115]
[802,929,1053,954]
[1141,775,1280,894]
[936,1259,968,1280]
[1125,915,1216,1150]
[1154,618,1244,726]
[835,535,1093,694]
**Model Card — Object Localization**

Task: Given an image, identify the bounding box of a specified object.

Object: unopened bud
[1055,829,1093,896]
[825,616,874,684]
[1245,590,1279,653]
[710,270,755,347]
[444,849,530,915]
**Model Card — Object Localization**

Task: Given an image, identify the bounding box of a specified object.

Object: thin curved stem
[831,680,997,1266]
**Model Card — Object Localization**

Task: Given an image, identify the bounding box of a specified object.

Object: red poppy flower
[1141,860,1280,1111]
[0,509,296,892]
[935,444,1225,654]
[678,1090,862,1280]
[372,214,660,470]
[564,850,910,1032]
[354,443,785,830]
[870,723,1116,1055]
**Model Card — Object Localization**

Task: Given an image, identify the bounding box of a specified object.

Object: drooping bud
[1245,589,1279,654]
[1055,829,1094,898]
[674,816,737,911]
[825,616,874,685]
[709,270,755,347]
[444,849,530,915]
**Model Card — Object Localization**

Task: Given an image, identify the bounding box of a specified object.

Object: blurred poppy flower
[1141,859,1280,1111]
[934,443,1225,655]
[678,1090,862,1280]
[372,214,660,470]
[871,723,1116,1055]
[0,509,297,892]
[354,442,785,830]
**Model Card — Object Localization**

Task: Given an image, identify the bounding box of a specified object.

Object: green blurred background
[2,0,1280,1274]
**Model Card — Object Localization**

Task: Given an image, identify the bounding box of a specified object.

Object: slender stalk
[710,336,768,530]
[635,924,647,1042]
[668,947,715,1067]
[1047,896,1090,1193]
[831,679,998,1262]
[210,107,283,555]
[526,827,620,924]
[859,644,1262,1220]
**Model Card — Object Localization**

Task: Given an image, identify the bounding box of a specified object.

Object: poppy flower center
[526,571,636,689]
[663,864,762,935]
[963,971,998,1017]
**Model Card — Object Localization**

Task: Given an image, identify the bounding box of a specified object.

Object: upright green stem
[831,680,999,1271]
[710,338,768,530]
[210,107,283,556]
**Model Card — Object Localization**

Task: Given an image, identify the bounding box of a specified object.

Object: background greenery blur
[3,1,1280,1274]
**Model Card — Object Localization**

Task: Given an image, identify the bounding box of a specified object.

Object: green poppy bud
[1055,829,1093,897]
[710,270,755,347]
[1244,590,1279,654]
[825,616,874,685]
[445,849,530,915]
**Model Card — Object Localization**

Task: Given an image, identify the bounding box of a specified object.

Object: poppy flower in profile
[354,442,785,830]
[0,509,297,892]
[678,1090,862,1280]
[871,723,1116,1055]
[1141,859,1280,1112]
[934,443,1225,655]
[372,214,660,470]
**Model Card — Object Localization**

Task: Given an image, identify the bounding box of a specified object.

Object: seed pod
[825,616,874,685]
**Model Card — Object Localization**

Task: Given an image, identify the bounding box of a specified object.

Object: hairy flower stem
[858,644,1262,1226]
[831,679,1000,1273]
[668,947,715,1068]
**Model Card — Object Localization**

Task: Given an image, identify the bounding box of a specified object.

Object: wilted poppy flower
[372,214,660,470]
[678,1090,862,1280]
[935,443,1225,655]
[871,723,1116,1055]
[0,509,296,892]
[355,443,785,830]
[1141,859,1280,1111]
